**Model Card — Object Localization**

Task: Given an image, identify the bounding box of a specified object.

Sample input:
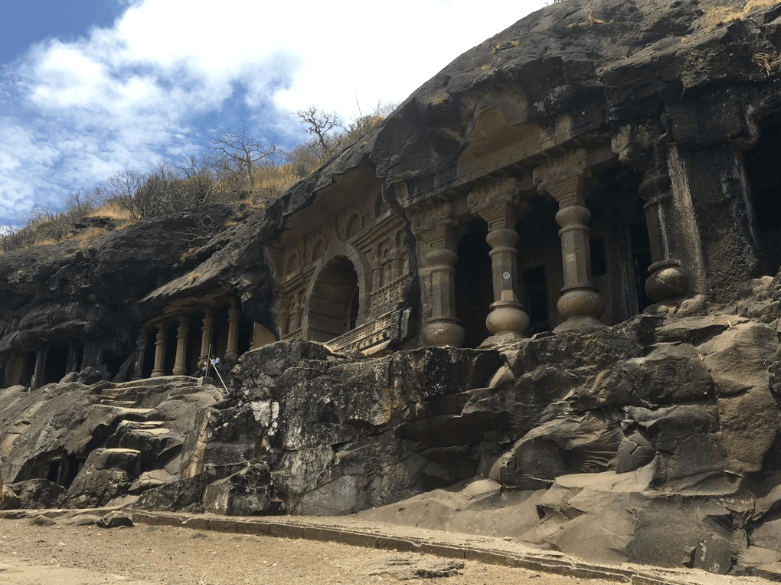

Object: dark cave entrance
[523,265,550,335]
[307,256,360,342]
[141,328,157,378]
[455,220,493,349]
[745,118,781,274]
[238,318,254,355]
[163,323,178,375]
[47,456,82,488]
[43,344,69,385]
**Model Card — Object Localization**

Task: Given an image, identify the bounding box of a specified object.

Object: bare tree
[295,106,344,158]
[210,125,277,193]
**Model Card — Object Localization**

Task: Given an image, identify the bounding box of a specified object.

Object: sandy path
[0,516,618,585]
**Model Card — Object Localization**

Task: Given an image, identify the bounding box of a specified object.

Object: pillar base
[556,287,606,333]
[485,300,530,338]
[151,370,165,378]
[554,316,606,334]
[421,319,465,347]
[645,261,689,302]
[479,331,527,349]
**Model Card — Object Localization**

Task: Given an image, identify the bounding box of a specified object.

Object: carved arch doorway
[306,255,360,342]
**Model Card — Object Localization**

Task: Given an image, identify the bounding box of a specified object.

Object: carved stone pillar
[224,300,240,364]
[419,224,464,347]
[198,308,215,368]
[132,329,149,380]
[639,148,689,302]
[173,317,190,376]
[151,323,167,378]
[471,185,530,343]
[30,348,47,390]
[613,127,690,303]
[534,149,606,333]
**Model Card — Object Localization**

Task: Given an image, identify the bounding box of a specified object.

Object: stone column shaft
[151,323,167,378]
[224,300,240,363]
[420,225,465,347]
[534,152,606,333]
[173,317,190,376]
[198,309,215,368]
[640,171,689,302]
[132,330,149,380]
[30,348,47,390]
[478,203,529,341]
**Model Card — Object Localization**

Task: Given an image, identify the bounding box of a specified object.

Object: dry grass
[86,200,131,221]
[567,14,611,28]
[703,0,778,28]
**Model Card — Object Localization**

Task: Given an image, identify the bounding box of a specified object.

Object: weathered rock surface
[1,0,781,579]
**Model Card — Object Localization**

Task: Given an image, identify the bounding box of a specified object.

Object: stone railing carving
[325,310,404,354]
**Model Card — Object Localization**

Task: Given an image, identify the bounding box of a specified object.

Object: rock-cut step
[97,375,204,407]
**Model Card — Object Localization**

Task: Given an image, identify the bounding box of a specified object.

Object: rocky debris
[96,511,134,528]
[0,486,20,510]
[0,0,780,577]
[4,304,781,575]
[29,514,57,526]
[340,555,465,580]
[7,479,66,509]
[0,376,221,510]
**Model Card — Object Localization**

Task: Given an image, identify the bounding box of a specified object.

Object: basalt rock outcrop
[2,0,781,578]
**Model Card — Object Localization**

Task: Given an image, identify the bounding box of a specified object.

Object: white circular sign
[502,271,511,280]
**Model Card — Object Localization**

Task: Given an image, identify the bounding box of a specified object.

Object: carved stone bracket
[533,148,592,208]
[467,176,519,217]
[410,201,455,235]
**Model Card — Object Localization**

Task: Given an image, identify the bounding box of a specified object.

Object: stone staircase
[95,375,204,409]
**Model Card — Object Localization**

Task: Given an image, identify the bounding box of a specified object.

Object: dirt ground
[0,516,632,585]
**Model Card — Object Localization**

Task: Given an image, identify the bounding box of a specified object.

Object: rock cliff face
[2,0,781,578]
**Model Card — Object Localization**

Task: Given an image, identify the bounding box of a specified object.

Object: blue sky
[0,0,548,228]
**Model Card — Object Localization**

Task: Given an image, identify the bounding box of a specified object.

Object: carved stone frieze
[533,148,592,206]
[466,176,519,215]
[409,201,455,235]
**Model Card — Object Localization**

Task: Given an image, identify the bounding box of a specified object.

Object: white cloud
[0,0,548,225]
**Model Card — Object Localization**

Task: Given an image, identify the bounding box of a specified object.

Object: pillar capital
[468,176,519,220]
[611,123,669,178]
[533,148,592,207]
[410,202,455,237]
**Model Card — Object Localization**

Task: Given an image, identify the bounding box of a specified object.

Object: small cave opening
[103,349,133,379]
[141,328,157,378]
[523,265,550,335]
[43,345,69,385]
[238,318,254,355]
[745,118,781,274]
[163,324,178,375]
[455,220,493,349]
[47,457,82,488]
